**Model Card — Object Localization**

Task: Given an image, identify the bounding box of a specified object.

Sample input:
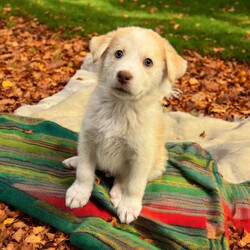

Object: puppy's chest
[90,115,139,174]
[93,130,134,174]
[90,104,142,140]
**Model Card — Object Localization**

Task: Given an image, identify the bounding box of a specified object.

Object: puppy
[65,27,187,224]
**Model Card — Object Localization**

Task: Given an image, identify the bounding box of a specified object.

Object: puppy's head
[90,27,187,100]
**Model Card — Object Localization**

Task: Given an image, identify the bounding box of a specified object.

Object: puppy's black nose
[117,70,132,84]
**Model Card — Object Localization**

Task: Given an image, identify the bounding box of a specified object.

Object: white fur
[65,27,187,224]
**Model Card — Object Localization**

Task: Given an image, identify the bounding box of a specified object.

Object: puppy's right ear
[89,31,115,63]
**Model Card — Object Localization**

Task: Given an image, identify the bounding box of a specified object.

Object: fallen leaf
[4,218,15,225]
[76,77,84,81]
[47,60,66,70]
[139,236,153,243]
[148,7,157,14]
[199,131,206,138]
[173,24,180,30]
[213,47,225,53]
[32,226,47,235]
[228,7,235,12]
[24,130,34,135]
[5,242,16,250]
[241,230,250,247]
[46,232,55,240]
[25,233,43,244]
[12,228,26,243]
[189,77,198,85]
[12,221,28,229]
[2,80,14,88]
[0,209,7,222]
[107,217,117,226]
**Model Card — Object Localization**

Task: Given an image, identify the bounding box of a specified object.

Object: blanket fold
[0,114,249,249]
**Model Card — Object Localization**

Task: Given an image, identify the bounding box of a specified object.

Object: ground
[0,14,249,250]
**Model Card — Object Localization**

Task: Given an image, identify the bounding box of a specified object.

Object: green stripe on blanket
[0,114,249,249]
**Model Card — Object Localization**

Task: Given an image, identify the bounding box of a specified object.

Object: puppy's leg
[110,175,124,208]
[117,156,151,224]
[66,145,95,209]
[63,156,78,169]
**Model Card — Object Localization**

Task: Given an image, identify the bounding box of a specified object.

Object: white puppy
[65,27,187,224]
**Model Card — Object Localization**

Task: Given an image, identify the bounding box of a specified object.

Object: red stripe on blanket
[222,203,231,238]
[231,207,250,232]
[39,195,112,220]
[141,207,207,228]
[222,203,250,233]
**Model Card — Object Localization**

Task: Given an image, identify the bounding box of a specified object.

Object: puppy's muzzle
[117,70,132,85]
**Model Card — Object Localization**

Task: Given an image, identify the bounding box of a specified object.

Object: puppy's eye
[115,50,123,58]
[144,58,153,67]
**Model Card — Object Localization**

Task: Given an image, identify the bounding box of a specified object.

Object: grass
[0,0,249,61]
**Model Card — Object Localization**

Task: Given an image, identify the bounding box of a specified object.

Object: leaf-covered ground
[0,16,89,113]
[0,14,249,250]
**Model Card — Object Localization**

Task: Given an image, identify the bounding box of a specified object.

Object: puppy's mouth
[112,86,132,96]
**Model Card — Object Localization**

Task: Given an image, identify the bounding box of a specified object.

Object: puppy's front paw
[117,197,142,224]
[63,156,78,170]
[66,181,92,209]
[110,184,123,208]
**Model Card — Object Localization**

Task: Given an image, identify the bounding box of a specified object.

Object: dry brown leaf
[189,77,198,85]
[173,24,180,30]
[46,232,55,240]
[213,47,225,53]
[241,231,250,247]
[25,233,43,244]
[12,228,26,243]
[199,131,206,138]
[12,221,28,229]
[54,232,68,245]
[0,209,7,222]
[32,226,47,235]
[5,242,16,250]
[107,217,117,226]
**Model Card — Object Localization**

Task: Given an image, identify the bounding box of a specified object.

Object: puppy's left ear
[164,40,187,84]
[89,31,115,63]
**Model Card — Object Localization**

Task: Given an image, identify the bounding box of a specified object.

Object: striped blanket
[0,114,249,249]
